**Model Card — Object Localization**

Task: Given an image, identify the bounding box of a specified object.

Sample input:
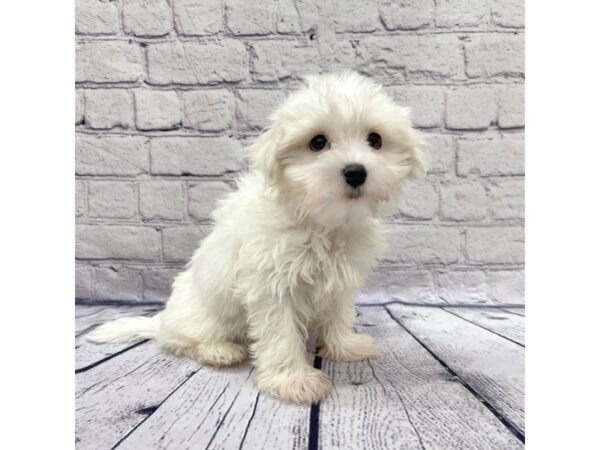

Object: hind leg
[161,338,248,367]
[157,295,249,367]
[157,261,249,367]
[157,312,249,367]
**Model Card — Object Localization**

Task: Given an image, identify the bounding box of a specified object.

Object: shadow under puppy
[88,71,426,404]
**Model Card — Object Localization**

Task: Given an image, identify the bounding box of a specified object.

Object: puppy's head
[247,71,426,228]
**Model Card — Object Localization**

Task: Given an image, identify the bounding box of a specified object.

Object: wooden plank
[116,363,312,449]
[76,341,199,450]
[75,304,161,337]
[443,307,525,346]
[76,304,107,318]
[75,305,161,371]
[76,305,310,448]
[318,306,523,449]
[208,392,310,450]
[115,364,255,450]
[500,307,525,317]
[387,304,525,436]
[76,339,146,372]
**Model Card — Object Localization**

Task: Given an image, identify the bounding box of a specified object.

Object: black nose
[343,164,367,188]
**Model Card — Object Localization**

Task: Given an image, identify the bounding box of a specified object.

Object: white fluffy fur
[87,72,426,404]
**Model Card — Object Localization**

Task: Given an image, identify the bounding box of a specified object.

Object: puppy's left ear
[395,105,427,179]
[408,146,427,178]
[246,125,284,185]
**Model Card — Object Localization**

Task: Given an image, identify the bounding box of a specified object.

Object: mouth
[346,187,362,199]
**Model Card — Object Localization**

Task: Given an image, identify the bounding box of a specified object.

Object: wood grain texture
[116,363,312,449]
[75,304,161,371]
[76,341,200,450]
[116,364,256,449]
[74,304,525,449]
[387,304,525,436]
[75,304,107,318]
[500,307,526,317]
[444,307,525,346]
[319,306,523,449]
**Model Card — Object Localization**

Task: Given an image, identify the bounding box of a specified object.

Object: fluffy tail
[86,314,161,344]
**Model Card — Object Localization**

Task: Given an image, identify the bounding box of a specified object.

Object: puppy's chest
[297,233,375,295]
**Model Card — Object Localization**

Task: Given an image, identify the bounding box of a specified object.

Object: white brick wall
[75,0,524,305]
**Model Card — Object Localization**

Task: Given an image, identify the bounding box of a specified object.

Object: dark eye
[367,132,382,150]
[309,135,328,152]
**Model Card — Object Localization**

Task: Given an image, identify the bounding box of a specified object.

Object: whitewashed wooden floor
[75,303,525,450]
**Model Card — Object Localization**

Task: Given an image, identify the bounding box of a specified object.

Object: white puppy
[87,71,425,404]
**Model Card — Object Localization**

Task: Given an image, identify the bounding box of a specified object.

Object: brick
[135,90,182,131]
[360,269,436,304]
[76,90,84,125]
[95,266,140,301]
[386,225,462,264]
[380,0,434,30]
[76,41,144,83]
[188,181,233,221]
[123,0,172,37]
[357,35,463,81]
[321,0,380,32]
[446,86,496,130]
[147,41,248,85]
[174,0,223,35]
[457,134,524,177]
[225,0,276,35]
[236,89,287,130]
[75,265,93,300]
[84,89,134,130]
[150,137,244,176]
[389,85,445,128]
[435,0,488,28]
[75,0,119,35]
[284,0,320,32]
[252,40,320,82]
[181,90,236,131]
[422,134,455,174]
[398,179,437,220]
[487,178,524,219]
[276,0,302,33]
[88,181,136,219]
[76,135,149,176]
[173,0,224,36]
[76,225,161,260]
[328,40,358,72]
[466,227,524,263]
[163,225,212,262]
[142,268,181,301]
[76,180,86,217]
[437,270,487,303]
[487,269,524,304]
[139,181,185,220]
[498,84,525,128]
[440,180,486,221]
[466,34,525,78]
[307,36,356,73]
[491,0,524,28]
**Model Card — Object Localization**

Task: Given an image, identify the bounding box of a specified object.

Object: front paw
[319,333,382,362]
[255,367,332,404]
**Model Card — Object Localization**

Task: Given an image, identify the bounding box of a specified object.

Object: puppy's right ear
[246,125,284,185]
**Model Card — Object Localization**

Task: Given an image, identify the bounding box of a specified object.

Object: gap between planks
[75,304,524,449]
[384,304,525,443]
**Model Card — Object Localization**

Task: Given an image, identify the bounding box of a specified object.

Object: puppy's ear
[394,105,427,179]
[408,146,427,178]
[247,125,284,184]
